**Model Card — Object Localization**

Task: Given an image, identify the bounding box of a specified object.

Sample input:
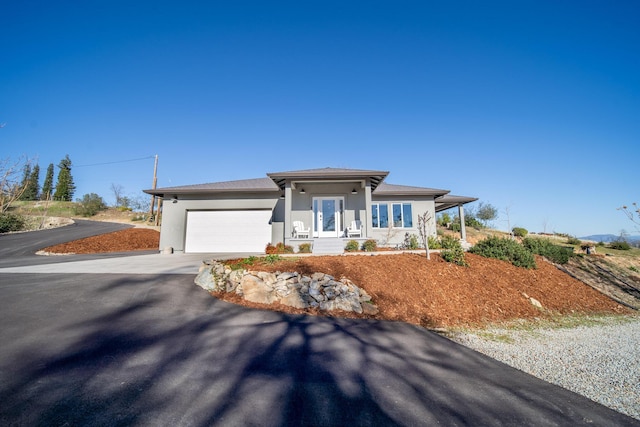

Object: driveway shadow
[0,273,637,426]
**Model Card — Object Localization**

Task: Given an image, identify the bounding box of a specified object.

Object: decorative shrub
[440,238,468,266]
[609,240,631,250]
[428,235,441,249]
[522,237,573,264]
[0,212,25,233]
[469,236,536,269]
[512,227,528,238]
[402,233,420,250]
[263,254,284,264]
[298,243,312,253]
[265,242,294,254]
[345,240,360,252]
[362,239,377,252]
[439,234,459,250]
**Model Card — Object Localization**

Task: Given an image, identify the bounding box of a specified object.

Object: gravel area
[450,315,640,421]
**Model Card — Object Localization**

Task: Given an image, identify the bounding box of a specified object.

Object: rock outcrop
[195,260,379,315]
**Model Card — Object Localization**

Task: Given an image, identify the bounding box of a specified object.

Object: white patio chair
[293,221,310,238]
[346,220,362,238]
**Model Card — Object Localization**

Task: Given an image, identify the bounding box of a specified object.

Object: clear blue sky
[2,1,638,237]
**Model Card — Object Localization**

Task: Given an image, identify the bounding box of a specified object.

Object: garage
[185,210,273,253]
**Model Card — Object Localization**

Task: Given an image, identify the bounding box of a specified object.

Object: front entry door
[314,197,343,238]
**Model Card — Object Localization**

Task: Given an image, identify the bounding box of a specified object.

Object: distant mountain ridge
[579,234,640,243]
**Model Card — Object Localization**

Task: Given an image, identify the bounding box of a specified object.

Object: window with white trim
[372,203,412,228]
[371,203,388,228]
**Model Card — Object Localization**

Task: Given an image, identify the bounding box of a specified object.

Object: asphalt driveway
[0,223,638,426]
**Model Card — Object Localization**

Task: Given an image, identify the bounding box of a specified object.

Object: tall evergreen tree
[53,155,76,201]
[23,164,40,200]
[18,164,31,200]
[42,163,55,200]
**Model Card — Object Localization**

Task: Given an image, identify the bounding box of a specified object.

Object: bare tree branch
[0,156,32,213]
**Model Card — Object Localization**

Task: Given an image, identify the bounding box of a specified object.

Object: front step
[312,238,345,254]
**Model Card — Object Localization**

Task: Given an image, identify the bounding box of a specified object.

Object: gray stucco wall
[288,182,365,238]
[158,193,279,253]
[368,196,437,247]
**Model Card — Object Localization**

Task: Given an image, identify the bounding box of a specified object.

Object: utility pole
[149,154,158,221]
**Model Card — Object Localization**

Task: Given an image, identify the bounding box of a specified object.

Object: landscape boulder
[195,260,379,315]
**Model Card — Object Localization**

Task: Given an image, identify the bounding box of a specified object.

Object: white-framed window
[372,202,413,228]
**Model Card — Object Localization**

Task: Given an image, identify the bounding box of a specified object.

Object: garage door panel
[185,210,272,253]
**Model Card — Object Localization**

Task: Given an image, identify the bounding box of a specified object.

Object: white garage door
[185,210,272,253]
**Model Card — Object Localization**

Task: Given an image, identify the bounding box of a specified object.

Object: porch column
[284,183,292,239]
[458,204,467,242]
[364,182,372,238]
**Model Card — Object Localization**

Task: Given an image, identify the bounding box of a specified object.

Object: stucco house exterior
[144,167,477,254]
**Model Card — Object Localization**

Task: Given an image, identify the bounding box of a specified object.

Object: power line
[75,156,155,168]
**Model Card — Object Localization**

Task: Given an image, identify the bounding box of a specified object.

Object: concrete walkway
[0,252,254,275]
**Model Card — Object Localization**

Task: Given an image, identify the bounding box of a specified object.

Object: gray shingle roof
[144,168,477,206]
[144,177,279,196]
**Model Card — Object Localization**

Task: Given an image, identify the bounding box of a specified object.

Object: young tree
[111,183,125,207]
[0,156,31,212]
[53,155,76,201]
[18,163,32,200]
[23,164,40,200]
[476,202,498,227]
[417,210,434,260]
[42,163,55,200]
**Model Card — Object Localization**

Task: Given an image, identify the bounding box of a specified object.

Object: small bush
[75,193,107,217]
[298,243,312,253]
[469,236,536,269]
[440,239,468,266]
[512,227,528,238]
[464,215,484,230]
[522,237,573,264]
[228,256,258,270]
[263,254,284,264]
[609,240,631,250]
[345,240,360,252]
[437,213,451,227]
[362,239,377,252]
[402,233,420,250]
[566,236,581,245]
[428,235,441,249]
[450,223,461,233]
[265,242,294,254]
[629,266,638,273]
[439,234,459,250]
[0,212,25,233]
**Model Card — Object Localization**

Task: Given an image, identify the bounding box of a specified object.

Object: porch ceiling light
[299,188,305,194]
[351,188,358,194]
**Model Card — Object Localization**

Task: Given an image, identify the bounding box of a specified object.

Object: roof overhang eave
[143,188,280,197]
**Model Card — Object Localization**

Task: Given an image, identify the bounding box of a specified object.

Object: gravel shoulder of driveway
[448,315,640,421]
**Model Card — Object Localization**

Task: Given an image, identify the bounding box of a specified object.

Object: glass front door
[313,197,343,237]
